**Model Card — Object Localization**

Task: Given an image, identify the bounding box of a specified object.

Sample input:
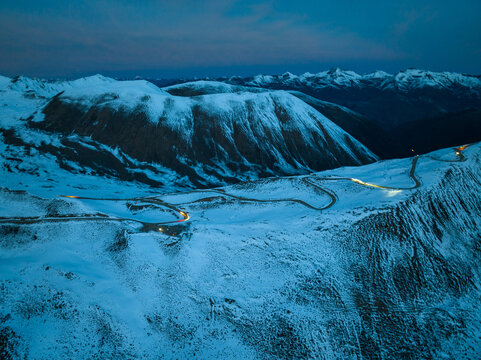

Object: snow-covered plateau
[1,74,481,359]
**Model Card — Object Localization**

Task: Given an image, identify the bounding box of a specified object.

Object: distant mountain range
[224,68,481,127]
[230,68,481,93]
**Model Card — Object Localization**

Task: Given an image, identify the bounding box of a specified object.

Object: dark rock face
[33,91,376,187]
[393,108,481,155]
[289,91,398,158]
[0,128,168,187]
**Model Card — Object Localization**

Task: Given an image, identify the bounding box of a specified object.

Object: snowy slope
[0,142,480,359]
[164,80,263,96]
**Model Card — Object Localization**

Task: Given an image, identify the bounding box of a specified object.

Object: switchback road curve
[0,145,470,231]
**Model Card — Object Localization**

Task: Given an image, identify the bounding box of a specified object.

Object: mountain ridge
[227,68,481,92]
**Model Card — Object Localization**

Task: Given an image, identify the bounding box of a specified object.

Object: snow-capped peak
[364,70,392,79]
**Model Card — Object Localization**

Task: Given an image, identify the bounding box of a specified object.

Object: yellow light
[158,227,163,232]
[350,178,388,189]
[351,178,366,185]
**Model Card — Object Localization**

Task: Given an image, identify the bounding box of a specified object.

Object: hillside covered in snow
[0,135,480,358]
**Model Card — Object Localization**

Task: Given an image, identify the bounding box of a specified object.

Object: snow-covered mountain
[226,68,481,128]
[0,75,377,189]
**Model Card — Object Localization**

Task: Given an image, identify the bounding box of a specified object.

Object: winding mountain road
[313,155,421,190]
[0,145,469,231]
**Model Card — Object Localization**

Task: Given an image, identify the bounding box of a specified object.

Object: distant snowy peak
[0,74,121,99]
[310,68,362,85]
[1,76,63,98]
[240,68,481,92]
[392,69,481,90]
[243,67,365,88]
[163,80,263,96]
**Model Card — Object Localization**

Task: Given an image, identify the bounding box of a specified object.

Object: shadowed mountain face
[393,108,481,155]
[288,91,398,159]
[28,78,376,188]
[292,96,481,159]
[165,82,397,158]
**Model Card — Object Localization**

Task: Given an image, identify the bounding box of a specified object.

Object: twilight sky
[1,0,480,78]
